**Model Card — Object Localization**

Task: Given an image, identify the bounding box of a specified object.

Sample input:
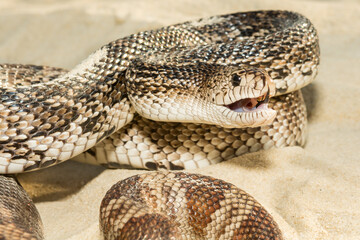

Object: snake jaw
[225,88,271,113]
[214,74,277,128]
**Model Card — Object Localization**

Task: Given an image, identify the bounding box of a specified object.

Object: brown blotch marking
[119,213,180,240]
[233,206,283,240]
[183,173,227,236]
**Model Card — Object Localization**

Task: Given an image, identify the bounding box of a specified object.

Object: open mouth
[225,91,270,113]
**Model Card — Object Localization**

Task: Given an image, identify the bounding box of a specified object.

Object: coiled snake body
[0,10,319,239]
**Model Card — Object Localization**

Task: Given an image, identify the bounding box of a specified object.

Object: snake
[0,10,319,239]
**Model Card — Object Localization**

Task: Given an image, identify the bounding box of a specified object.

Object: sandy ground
[0,0,359,239]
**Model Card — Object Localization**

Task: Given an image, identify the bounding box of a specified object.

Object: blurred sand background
[0,0,359,239]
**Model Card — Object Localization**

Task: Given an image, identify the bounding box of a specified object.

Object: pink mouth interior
[225,90,271,113]
[226,98,259,111]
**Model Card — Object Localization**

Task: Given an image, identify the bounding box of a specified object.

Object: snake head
[206,67,277,128]
[126,62,276,128]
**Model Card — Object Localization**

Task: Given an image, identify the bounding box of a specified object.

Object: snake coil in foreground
[0,10,319,239]
[101,172,283,239]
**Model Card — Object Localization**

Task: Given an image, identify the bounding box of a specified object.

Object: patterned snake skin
[0,10,319,239]
[100,172,283,239]
[0,175,42,239]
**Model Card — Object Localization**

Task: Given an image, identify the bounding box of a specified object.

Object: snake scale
[0,10,319,239]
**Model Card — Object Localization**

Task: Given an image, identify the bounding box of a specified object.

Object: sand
[0,0,359,239]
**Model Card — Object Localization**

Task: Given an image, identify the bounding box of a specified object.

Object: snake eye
[231,74,242,87]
